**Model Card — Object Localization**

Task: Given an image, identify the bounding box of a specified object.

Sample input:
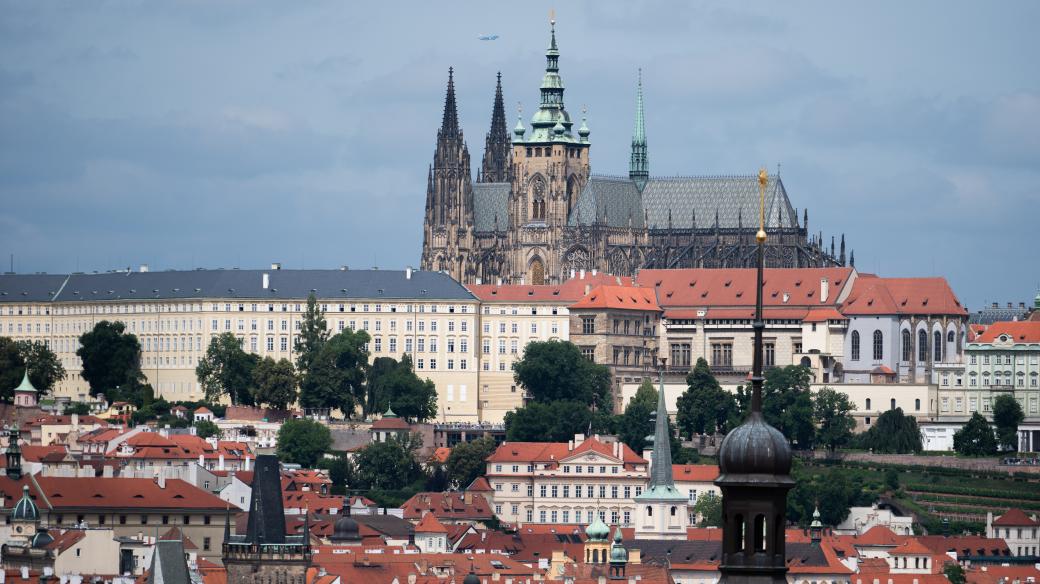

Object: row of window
[2,302,471,316]
[493,483,641,499]
[482,306,562,316]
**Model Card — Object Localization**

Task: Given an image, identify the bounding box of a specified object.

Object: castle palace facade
[421,20,848,286]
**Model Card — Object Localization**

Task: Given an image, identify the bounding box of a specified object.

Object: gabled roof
[841,275,966,316]
[889,538,933,555]
[570,285,659,311]
[974,321,1040,344]
[465,477,493,492]
[992,508,1039,526]
[466,272,633,303]
[637,267,853,309]
[415,512,448,533]
[853,525,905,546]
[672,464,720,482]
[33,476,229,510]
[20,445,71,463]
[486,439,646,469]
[400,492,493,521]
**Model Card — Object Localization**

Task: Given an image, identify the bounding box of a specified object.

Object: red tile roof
[672,464,720,482]
[45,529,86,554]
[637,267,854,308]
[467,273,634,303]
[465,477,493,492]
[889,538,934,555]
[569,285,660,311]
[992,508,1039,526]
[841,275,966,316]
[486,438,645,469]
[33,476,229,510]
[20,445,70,463]
[370,416,411,431]
[804,307,848,322]
[400,492,493,521]
[916,535,1010,557]
[975,321,1040,344]
[414,512,448,533]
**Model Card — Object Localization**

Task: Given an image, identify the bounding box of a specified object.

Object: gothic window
[566,174,577,209]
[918,329,928,362]
[873,330,883,361]
[901,330,911,361]
[531,176,547,221]
[754,514,766,552]
[851,331,860,361]
[530,257,545,286]
[947,330,955,343]
[934,331,943,362]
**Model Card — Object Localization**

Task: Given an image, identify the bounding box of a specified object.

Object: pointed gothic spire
[440,67,461,137]
[850,249,855,268]
[481,72,512,183]
[840,234,846,266]
[629,69,649,191]
[647,365,676,490]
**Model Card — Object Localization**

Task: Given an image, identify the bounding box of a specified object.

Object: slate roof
[0,268,475,303]
[472,182,511,232]
[568,174,799,230]
[148,539,192,584]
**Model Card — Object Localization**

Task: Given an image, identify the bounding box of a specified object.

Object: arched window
[753,514,766,552]
[915,398,921,411]
[734,514,745,551]
[851,331,860,361]
[647,506,652,517]
[934,331,942,361]
[947,330,955,343]
[670,506,677,516]
[918,329,928,362]
[800,356,811,368]
[901,330,911,361]
[866,398,872,410]
[873,330,883,361]
[890,398,896,410]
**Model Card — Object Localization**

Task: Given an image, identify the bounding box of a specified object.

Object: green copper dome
[609,528,628,563]
[12,485,39,522]
[585,514,610,542]
[14,371,37,394]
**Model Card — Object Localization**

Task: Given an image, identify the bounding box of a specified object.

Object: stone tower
[634,361,689,539]
[715,170,795,584]
[480,72,513,184]
[224,454,310,584]
[508,16,590,285]
[420,68,475,281]
[629,70,649,192]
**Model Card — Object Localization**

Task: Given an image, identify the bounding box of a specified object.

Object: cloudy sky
[1,1,1037,309]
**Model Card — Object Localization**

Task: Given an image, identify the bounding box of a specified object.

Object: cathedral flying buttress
[420,17,846,286]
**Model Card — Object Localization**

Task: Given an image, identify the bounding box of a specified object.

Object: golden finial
[550,8,556,25]
[756,167,767,243]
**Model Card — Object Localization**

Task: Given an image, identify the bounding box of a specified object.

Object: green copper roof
[384,404,398,419]
[635,373,686,502]
[585,514,610,542]
[524,19,580,144]
[609,528,629,563]
[14,370,36,394]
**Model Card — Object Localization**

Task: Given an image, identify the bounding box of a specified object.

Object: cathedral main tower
[507,16,590,284]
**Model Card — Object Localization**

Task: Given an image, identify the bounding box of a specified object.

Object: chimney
[992,302,999,309]
[475,277,482,285]
[157,471,166,489]
[497,277,502,286]
[820,278,830,303]
[406,267,413,280]
[218,454,225,471]
[1008,302,1013,309]
[139,264,149,273]
[198,454,204,467]
[21,567,29,581]
[1020,302,1026,309]
[271,262,281,270]
[584,284,591,296]
[580,269,586,280]
[570,269,576,279]
[262,273,269,289]
[591,269,597,276]
[783,292,790,304]
[244,456,251,471]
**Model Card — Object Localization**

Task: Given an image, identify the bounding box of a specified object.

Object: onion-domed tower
[716,169,795,584]
[584,514,611,564]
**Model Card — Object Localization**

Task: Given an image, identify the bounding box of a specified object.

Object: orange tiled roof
[672,464,720,482]
[466,273,634,303]
[487,438,646,469]
[20,445,70,463]
[415,512,448,533]
[637,267,853,308]
[975,321,1040,344]
[400,492,493,521]
[33,476,229,510]
[841,275,966,316]
[570,285,660,311]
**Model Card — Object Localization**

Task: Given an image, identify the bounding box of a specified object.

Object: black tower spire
[6,425,22,480]
[441,67,460,138]
[716,169,795,584]
[480,72,513,183]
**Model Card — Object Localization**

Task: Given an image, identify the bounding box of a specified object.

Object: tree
[616,381,684,455]
[676,358,738,437]
[63,402,92,415]
[749,365,816,450]
[943,562,966,584]
[693,492,722,527]
[505,400,613,443]
[993,394,1024,452]
[953,412,998,456]
[320,454,356,496]
[857,408,923,454]
[813,388,856,452]
[77,321,150,404]
[446,436,498,490]
[787,466,861,527]
[252,357,298,410]
[366,355,438,422]
[884,468,900,492]
[0,337,24,401]
[513,340,613,414]
[276,418,333,468]
[194,419,222,439]
[294,293,329,376]
[196,333,258,405]
[299,328,370,416]
[353,433,425,491]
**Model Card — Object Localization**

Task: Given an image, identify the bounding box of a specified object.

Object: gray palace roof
[473,182,511,232]
[568,174,799,231]
[0,268,476,303]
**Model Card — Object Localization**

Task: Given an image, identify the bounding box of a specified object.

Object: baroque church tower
[420,68,475,281]
[480,72,512,184]
[507,17,591,285]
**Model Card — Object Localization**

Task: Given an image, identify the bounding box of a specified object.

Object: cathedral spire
[440,67,460,138]
[629,69,649,191]
[526,14,575,142]
[481,72,512,183]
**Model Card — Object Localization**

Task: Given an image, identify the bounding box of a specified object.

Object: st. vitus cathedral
[420,19,848,285]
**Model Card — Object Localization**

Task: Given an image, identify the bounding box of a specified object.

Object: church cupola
[584,513,611,564]
[525,15,577,144]
[6,424,23,480]
[608,528,629,579]
[715,169,795,584]
[629,69,649,192]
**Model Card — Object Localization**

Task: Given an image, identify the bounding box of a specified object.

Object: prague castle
[421,18,847,286]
